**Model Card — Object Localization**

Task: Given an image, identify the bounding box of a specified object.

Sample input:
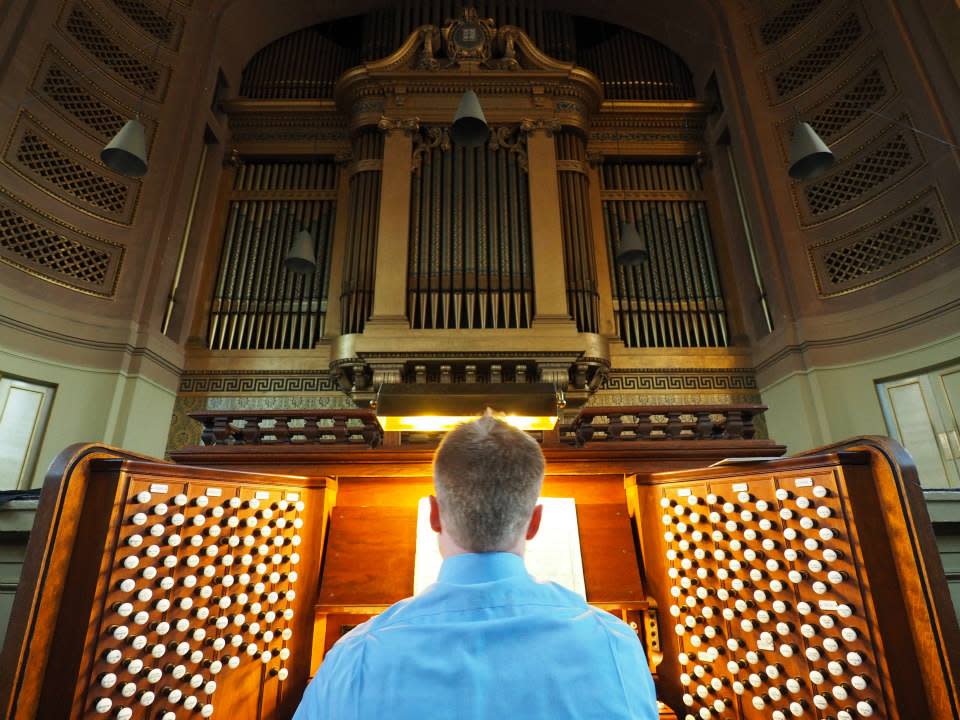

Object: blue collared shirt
[294,552,658,719]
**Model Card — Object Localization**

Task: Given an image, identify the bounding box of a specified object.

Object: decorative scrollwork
[488,126,529,172]
[416,26,441,70]
[377,115,421,134]
[411,127,451,173]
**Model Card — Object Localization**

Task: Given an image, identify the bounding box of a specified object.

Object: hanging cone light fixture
[788,121,834,180]
[101,118,148,177]
[451,89,490,148]
[616,220,649,266]
[284,229,316,275]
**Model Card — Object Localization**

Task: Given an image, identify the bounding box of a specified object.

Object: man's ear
[525,503,544,541]
[429,494,442,533]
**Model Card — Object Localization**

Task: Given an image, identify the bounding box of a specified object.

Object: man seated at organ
[293,413,659,720]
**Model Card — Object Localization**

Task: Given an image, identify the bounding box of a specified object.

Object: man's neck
[438,531,526,559]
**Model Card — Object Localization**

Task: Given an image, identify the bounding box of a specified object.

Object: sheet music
[414,496,586,598]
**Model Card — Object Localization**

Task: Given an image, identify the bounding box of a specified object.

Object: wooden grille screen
[771,13,863,100]
[407,128,534,330]
[62,1,169,100]
[207,160,338,351]
[602,160,728,349]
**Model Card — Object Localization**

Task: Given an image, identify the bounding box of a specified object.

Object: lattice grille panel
[759,0,823,45]
[773,14,862,99]
[0,193,122,296]
[805,133,914,216]
[40,63,126,140]
[824,207,939,285]
[15,131,129,215]
[108,0,183,47]
[808,67,888,141]
[64,3,165,97]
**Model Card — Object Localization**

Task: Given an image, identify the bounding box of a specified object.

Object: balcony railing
[188,404,766,450]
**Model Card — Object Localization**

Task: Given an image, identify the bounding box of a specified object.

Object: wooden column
[525,122,572,322]
[586,154,617,337]
[321,155,352,342]
[369,117,417,324]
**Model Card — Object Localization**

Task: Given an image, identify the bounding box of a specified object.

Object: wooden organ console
[1,411,958,720]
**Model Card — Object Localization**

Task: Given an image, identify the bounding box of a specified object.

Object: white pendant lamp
[616,220,649,266]
[101,119,149,177]
[451,89,490,147]
[284,230,316,275]
[788,121,834,180]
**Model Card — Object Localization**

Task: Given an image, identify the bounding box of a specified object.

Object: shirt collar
[437,552,529,584]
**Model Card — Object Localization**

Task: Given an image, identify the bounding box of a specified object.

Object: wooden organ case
[2,416,959,720]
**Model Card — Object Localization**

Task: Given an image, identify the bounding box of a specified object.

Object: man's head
[430,413,545,555]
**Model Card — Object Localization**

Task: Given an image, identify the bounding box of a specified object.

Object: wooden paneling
[576,503,643,603]
[318,506,417,605]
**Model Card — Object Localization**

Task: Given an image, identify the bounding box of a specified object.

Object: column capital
[377,115,421,135]
[520,117,562,138]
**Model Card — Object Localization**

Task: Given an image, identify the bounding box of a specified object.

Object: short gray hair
[433,414,545,552]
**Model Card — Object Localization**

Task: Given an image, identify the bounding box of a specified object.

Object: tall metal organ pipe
[340,129,384,335]
[556,130,599,334]
[207,159,338,350]
[602,159,728,349]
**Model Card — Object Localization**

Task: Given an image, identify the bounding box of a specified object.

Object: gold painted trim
[557,159,588,175]
[791,113,927,229]
[807,186,957,298]
[2,110,141,227]
[0,186,125,298]
[230,189,339,201]
[600,190,707,202]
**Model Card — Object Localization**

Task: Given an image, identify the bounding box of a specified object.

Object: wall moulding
[3,111,141,226]
[178,370,342,395]
[222,100,350,155]
[0,187,124,297]
[587,102,708,156]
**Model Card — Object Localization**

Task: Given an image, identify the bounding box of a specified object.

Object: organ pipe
[238,7,686,99]
[602,160,728,349]
[239,26,360,99]
[207,160,338,350]
[340,130,384,335]
[408,128,533,329]
[556,131,599,334]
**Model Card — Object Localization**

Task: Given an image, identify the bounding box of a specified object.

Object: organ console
[1,418,958,720]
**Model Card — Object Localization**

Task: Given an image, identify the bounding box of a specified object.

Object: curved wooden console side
[805,436,960,720]
[0,443,154,720]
